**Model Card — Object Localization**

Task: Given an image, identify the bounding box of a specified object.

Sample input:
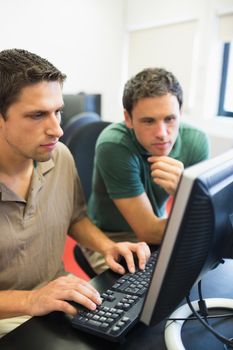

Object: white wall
[1,0,233,155]
[125,0,233,156]
[0,0,125,122]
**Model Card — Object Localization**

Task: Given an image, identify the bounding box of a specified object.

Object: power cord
[224,338,233,350]
[165,281,233,323]
[197,280,209,323]
[166,313,233,322]
[186,284,233,348]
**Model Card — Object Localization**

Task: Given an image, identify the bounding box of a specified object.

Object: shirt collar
[168,132,182,159]
[0,157,55,201]
[36,157,55,175]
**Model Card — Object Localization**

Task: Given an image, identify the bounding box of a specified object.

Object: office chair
[68,120,112,278]
[62,93,101,129]
[60,111,101,146]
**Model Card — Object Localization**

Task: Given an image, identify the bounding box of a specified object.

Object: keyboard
[71,250,158,342]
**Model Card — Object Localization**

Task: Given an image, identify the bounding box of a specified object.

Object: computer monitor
[140,148,233,326]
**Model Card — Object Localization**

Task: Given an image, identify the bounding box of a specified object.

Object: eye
[55,109,63,123]
[142,118,154,125]
[165,115,176,124]
[30,112,45,120]
[56,108,63,115]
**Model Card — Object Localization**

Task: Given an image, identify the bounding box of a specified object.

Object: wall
[1,0,233,154]
[0,0,125,122]
[125,0,233,156]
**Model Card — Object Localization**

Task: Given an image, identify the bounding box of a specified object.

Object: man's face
[0,81,64,162]
[124,93,181,156]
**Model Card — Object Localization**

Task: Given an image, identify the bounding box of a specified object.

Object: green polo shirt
[88,122,209,233]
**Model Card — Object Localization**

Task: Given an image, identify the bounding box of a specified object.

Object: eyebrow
[139,114,177,120]
[24,104,64,115]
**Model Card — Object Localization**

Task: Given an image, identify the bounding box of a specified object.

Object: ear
[0,113,4,128]
[124,110,133,129]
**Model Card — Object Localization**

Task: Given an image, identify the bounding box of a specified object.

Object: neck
[0,154,34,200]
[0,152,33,177]
[0,138,34,176]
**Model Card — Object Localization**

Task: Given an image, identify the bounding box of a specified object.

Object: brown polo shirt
[0,142,86,290]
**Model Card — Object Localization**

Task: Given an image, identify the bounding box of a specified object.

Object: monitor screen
[140,148,233,326]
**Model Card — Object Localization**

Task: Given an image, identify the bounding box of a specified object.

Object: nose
[46,113,64,139]
[154,122,168,139]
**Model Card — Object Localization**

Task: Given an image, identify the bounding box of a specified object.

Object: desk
[1,260,233,350]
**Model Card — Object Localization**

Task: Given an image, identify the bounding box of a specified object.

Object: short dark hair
[0,48,66,118]
[123,67,183,116]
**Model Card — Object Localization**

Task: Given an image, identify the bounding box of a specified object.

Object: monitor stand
[164,298,233,350]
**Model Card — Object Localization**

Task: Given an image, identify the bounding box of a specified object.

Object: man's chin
[150,144,173,157]
[150,149,171,157]
[34,153,53,162]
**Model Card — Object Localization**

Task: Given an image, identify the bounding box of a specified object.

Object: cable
[186,294,233,347]
[197,281,209,323]
[165,313,233,321]
[224,338,233,350]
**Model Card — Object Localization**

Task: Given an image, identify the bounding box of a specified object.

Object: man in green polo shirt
[83,67,209,274]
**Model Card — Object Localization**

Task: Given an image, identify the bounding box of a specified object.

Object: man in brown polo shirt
[0,48,150,337]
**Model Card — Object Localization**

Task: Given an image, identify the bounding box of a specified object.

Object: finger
[119,250,136,274]
[66,276,100,295]
[55,276,101,302]
[54,277,102,309]
[126,242,150,270]
[151,168,173,180]
[150,161,181,174]
[51,299,89,317]
[151,171,180,191]
[149,159,184,178]
[105,255,126,275]
[73,283,102,304]
[56,300,79,316]
[148,156,182,166]
[66,288,102,311]
[152,168,179,189]
[135,242,151,270]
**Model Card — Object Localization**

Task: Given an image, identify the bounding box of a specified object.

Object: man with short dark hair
[84,67,209,273]
[0,49,150,337]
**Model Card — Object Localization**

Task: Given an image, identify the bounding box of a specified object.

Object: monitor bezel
[140,148,233,326]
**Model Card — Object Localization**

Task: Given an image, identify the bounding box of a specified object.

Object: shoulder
[96,122,139,159]
[179,122,208,141]
[95,124,141,170]
[52,141,73,160]
[96,122,132,147]
[51,142,76,170]
[176,122,210,165]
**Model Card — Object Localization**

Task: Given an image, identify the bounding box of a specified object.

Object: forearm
[135,217,167,244]
[0,290,31,319]
[69,216,115,255]
[113,194,167,245]
[69,216,152,275]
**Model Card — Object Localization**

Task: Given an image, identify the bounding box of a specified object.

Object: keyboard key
[71,250,158,342]
[87,319,101,328]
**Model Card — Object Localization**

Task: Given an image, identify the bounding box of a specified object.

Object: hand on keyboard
[104,241,151,274]
[71,250,158,342]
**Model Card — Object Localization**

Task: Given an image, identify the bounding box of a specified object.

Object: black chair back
[68,121,111,201]
[60,112,100,146]
[68,120,111,278]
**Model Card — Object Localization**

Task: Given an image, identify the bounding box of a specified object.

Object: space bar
[86,319,101,328]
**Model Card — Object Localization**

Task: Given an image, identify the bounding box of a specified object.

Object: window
[218,42,233,117]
